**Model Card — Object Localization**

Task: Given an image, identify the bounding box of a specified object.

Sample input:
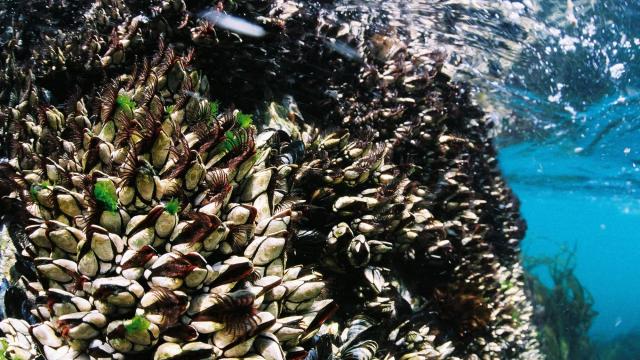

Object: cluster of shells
[0,0,543,359]
[0,46,350,359]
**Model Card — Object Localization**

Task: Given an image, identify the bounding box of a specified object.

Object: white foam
[199,9,266,38]
[609,63,625,79]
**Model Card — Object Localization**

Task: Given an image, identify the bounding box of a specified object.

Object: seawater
[499,143,640,338]
[488,0,640,341]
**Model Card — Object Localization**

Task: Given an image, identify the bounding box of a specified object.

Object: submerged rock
[0,0,541,359]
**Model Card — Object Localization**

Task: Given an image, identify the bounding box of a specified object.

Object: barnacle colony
[0,48,344,359]
[0,0,542,359]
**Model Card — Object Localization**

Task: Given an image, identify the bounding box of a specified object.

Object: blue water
[499,145,640,338]
[488,0,640,339]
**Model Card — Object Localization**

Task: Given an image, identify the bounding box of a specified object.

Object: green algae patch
[0,338,8,360]
[236,111,253,128]
[116,94,137,112]
[94,181,118,212]
[125,315,151,335]
[165,198,181,215]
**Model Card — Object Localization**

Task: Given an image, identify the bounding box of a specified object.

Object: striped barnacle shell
[117,153,162,212]
[96,208,130,237]
[255,209,292,237]
[34,257,89,294]
[56,310,108,341]
[33,289,93,322]
[29,322,64,354]
[44,107,66,132]
[143,252,214,291]
[342,144,386,187]
[219,203,257,254]
[160,324,200,343]
[106,316,161,353]
[77,225,125,278]
[87,339,125,359]
[251,275,284,318]
[90,276,144,316]
[244,235,287,278]
[125,213,158,250]
[26,181,55,220]
[167,212,227,255]
[234,146,270,184]
[263,266,326,317]
[347,234,371,269]
[187,289,263,335]
[295,299,340,342]
[0,318,38,359]
[332,195,379,217]
[270,316,305,344]
[319,221,372,273]
[81,137,115,174]
[183,155,207,194]
[280,272,325,314]
[207,256,255,289]
[240,168,276,221]
[139,287,190,327]
[117,245,158,280]
[25,222,54,258]
[322,222,354,273]
[185,292,228,335]
[87,177,130,235]
[351,215,385,236]
[153,341,217,360]
[319,131,350,152]
[125,205,176,249]
[212,311,276,357]
[49,186,85,223]
[160,138,206,196]
[254,332,287,360]
[150,126,173,171]
[193,169,233,217]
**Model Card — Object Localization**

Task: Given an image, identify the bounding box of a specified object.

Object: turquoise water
[490,0,640,340]
[499,144,640,338]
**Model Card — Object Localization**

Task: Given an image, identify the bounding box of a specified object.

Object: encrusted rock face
[0,0,542,359]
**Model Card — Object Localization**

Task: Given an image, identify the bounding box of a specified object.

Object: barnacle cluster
[0,44,342,359]
[0,0,542,359]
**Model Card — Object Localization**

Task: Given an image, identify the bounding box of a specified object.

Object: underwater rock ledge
[0,0,541,359]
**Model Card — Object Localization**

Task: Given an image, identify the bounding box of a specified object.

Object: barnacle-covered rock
[33,289,92,321]
[90,276,144,316]
[105,316,160,353]
[0,0,540,359]
[77,225,125,278]
[154,341,216,360]
[0,44,333,360]
[0,318,38,359]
